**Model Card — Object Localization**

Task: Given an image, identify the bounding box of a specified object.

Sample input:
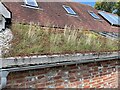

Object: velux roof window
[63,5,76,15]
[88,11,100,19]
[24,0,38,7]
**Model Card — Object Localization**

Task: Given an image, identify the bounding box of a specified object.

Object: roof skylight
[24,0,38,7]
[88,11,100,19]
[63,5,76,15]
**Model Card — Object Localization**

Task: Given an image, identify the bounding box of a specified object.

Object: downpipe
[0,71,9,89]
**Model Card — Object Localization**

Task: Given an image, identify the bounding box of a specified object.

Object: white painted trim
[0,2,11,18]
[21,5,43,10]
[66,14,78,17]
[0,16,6,31]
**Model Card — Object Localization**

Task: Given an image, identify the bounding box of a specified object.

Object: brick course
[6,60,119,88]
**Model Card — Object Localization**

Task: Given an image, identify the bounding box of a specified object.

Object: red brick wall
[6,60,119,88]
[118,65,120,88]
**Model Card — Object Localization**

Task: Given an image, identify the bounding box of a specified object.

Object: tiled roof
[3,2,119,32]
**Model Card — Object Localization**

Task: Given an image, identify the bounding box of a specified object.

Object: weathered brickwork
[6,60,119,88]
[118,63,120,88]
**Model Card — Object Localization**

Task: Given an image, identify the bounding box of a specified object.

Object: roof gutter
[1,51,119,68]
[2,55,119,72]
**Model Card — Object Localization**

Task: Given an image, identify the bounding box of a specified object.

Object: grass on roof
[3,22,119,57]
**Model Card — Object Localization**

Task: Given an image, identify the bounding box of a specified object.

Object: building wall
[6,60,119,88]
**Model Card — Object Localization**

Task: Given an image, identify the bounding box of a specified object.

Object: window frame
[88,11,100,20]
[63,5,77,15]
[24,0,38,7]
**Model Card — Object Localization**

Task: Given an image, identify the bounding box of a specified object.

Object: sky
[74,0,96,7]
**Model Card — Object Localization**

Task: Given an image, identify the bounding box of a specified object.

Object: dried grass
[3,22,119,57]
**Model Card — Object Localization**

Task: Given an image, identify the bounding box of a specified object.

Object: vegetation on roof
[3,22,119,57]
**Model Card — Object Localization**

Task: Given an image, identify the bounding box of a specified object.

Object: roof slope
[3,2,119,32]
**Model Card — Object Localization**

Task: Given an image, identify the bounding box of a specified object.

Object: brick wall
[6,60,119,88]
[118,65,120,88]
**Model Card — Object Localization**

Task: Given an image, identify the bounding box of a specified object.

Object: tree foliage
[116,0,120,16]
[94,0,120,16]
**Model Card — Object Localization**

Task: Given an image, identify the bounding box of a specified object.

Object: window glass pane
[63,5,76,15]
[89,11,100,19]
[25,0,38,7]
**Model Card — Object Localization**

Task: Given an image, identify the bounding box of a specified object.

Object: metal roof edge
[1,51,119,72]
[1,55,119,73]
